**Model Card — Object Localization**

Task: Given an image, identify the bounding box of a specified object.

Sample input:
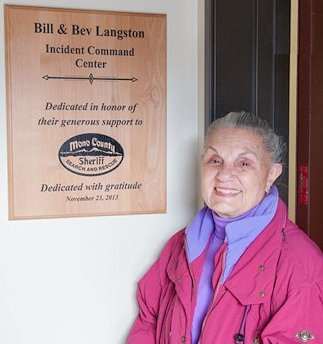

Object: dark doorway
[205,0,290,204]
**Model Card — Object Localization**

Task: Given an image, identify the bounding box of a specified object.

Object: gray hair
[205,111,286,164]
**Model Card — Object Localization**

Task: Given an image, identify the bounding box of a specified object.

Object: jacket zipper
[184,235,195,301]
[183,235,195,342]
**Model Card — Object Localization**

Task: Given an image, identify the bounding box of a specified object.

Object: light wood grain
[5,5,166,219]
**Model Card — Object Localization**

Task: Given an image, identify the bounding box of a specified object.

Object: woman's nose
[215,164,235,182]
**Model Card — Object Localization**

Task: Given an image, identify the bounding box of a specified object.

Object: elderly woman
[127,112,323,344]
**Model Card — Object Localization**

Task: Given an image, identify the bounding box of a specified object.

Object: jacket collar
[224,199,288,305]
[167,199,288,306]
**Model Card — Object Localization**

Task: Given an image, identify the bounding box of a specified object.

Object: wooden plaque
[5,5,166,219]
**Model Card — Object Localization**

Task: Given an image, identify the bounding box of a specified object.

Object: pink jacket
[127,200,323,343]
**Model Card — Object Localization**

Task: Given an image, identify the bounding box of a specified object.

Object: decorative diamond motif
[296,330,315,342]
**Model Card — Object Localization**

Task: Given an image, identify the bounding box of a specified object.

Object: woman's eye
[206,156,222,165]
[239,160,250,167]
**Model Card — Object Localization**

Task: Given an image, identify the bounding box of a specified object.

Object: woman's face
[201,127,282,218]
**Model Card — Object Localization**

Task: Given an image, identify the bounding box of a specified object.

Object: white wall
[0,0,201,343]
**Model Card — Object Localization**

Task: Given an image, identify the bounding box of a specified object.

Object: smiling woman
[127,111,323,344]
[201,114,283,218]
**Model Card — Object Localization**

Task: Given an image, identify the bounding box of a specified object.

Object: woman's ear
[266,163,283,192]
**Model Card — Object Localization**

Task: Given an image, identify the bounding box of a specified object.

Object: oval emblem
[59,133,124,176]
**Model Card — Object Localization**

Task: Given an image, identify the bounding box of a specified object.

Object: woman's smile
[214,187,242,196]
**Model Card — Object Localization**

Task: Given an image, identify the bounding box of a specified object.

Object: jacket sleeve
[260,279,323,343]
[126,260,162,344]
[126,230,184,343]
